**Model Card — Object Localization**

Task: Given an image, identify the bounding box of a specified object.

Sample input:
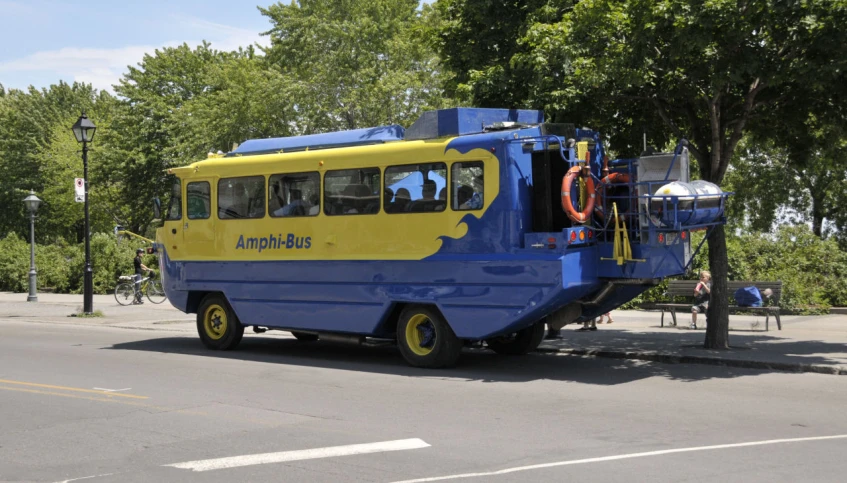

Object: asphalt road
[1,320,846,483]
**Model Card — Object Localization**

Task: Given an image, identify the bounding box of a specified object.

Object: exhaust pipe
[319,333,366,345]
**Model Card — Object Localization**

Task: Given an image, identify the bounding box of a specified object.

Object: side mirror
[152,197,162,219]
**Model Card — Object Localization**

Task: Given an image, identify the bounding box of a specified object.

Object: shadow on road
[104,330,840,385]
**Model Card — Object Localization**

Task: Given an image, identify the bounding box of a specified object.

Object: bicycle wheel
[146,280,167,304]
[115,282,136,306]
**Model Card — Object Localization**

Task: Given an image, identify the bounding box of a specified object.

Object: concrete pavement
[2,292,846,374]
[539,310,847,375]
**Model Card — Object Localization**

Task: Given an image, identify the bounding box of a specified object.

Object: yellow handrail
[117,230,154,244]
[600,202,645,265]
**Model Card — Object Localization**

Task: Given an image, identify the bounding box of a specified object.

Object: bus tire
[485,321,545,355]
[396,305,462,368]
[291,331,319,342]
[197,294,244,350]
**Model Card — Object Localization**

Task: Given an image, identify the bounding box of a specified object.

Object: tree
[174,52,300,159]
[437,0,847,348]
[108,42,239,235]
[0,82,105,243]
[727,126,847,241]
[260,0,452,132]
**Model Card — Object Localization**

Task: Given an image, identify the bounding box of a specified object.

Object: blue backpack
[734,286,763,307]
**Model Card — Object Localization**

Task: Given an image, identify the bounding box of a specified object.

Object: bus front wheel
[396,305,462,368]
[485,321,545,355]
[197,295,244,350]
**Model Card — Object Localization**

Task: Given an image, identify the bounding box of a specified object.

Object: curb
[536,347,847,376]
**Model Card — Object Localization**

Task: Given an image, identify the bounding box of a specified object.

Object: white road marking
[92,387,131,393]
[166,438,430,472]
[55,473,115,483]
[392,434,847,482]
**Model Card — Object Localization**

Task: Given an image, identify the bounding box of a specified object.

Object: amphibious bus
[155,108,728,368]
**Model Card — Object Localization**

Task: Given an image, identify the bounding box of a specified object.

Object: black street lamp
[23,191,42,302]
[72,112,97,314]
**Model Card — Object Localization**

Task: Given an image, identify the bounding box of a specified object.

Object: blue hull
[158,247,599,340]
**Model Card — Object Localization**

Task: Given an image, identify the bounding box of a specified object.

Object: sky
[0,0,276,93]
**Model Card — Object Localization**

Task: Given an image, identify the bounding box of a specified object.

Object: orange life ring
[561,166,596,223]
[594,172,631,219]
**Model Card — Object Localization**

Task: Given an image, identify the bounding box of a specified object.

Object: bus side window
[269,172,321,218]
[186,181,210,219]
[452,162,484,211]
[218,175,265,219]
[384,163,447,214]
[324,168,380,215]
[166,179,182,220]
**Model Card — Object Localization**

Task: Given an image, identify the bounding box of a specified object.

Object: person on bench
[691,270,711,329]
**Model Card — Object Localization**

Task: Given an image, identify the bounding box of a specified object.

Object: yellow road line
[0,385,283,428]
[0,379,148,399]
[0,386,152,407]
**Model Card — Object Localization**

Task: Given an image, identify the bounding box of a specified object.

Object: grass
[69,309,105,318]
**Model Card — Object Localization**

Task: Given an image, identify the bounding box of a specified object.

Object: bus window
[384,163,447,213]
[186,181,210,219]
[218,176,265,219]
[324,168,380,215]
[452,162,484,211]
[269,172,320,217]
[166,179,182,220]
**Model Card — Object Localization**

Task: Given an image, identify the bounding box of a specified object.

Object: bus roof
[228,125,406,157]
[225,108,545,157]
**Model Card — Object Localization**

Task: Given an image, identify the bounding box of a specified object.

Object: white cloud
[0,16,268,93]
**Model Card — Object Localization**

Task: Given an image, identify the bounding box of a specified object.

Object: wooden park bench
[653,280,783,331]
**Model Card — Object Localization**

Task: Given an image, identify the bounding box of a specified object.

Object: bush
[0,233,30,292]
[0,232,152,295]
[74,233,149,295]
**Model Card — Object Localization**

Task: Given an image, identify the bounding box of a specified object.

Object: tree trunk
[811,194,825,238]
[704,224,730,349]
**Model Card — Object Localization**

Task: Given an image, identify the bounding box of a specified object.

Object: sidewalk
[0,292,195,332]
[2,292,846,375]
[539,311,847,375]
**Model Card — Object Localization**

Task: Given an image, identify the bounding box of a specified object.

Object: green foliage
[35,240,78,292]
[0,82,106,243]
[86,233,150,295]
[0,231,150,295]
[0,233,30,292]
[70,310,105,318]
[261,0,453,132]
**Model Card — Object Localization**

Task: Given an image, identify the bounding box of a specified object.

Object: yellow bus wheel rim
[406,314,435,356]
[204,304,228,340]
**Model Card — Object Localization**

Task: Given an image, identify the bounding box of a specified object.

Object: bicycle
[115,270,167,305]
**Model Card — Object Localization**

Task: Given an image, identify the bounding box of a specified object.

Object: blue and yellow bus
[155,108,728,368]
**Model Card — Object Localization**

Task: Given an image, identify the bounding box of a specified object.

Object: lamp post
[72,112,97,314]
[23,191,42,302]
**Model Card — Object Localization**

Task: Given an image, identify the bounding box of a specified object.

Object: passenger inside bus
[270,182,285,214]
[456,185,473,210]
[390,188,412,213]
[308,193,320,215]
[409,179,441,212]
[340,184,371,214]
[278,189,308,217]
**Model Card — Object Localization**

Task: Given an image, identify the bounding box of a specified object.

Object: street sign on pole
[74,178,84,202]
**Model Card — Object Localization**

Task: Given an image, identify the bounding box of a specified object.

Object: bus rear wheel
[197,294,244,350]
[396,305,462,368]
[486,321,545,355]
